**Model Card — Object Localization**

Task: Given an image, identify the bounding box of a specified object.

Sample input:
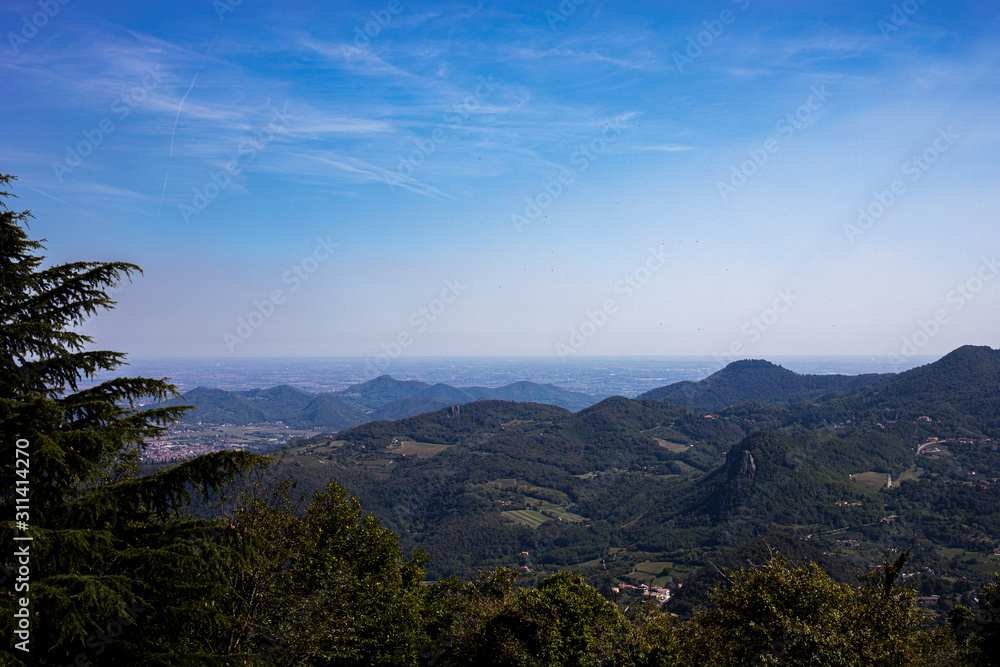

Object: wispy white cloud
[639,144,697,152]
[299,37,413,77]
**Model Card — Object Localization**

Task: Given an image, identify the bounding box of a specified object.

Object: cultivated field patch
[654,438,691,453]
[502,509,552,528]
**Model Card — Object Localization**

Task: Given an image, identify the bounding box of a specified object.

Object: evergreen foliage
[0,175,269,664]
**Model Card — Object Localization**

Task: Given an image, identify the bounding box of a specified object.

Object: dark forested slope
[638,359,887,410]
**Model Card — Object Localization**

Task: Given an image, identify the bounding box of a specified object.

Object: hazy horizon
[91,353,942,397]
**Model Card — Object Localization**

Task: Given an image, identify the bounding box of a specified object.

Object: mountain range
[169,375,599,429]
[171,357,916,431]
[257,345,1000,618]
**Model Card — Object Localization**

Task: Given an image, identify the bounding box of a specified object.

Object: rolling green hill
[466,381,598,412]
[335,375,435,408]
[170,385,367,428]
[168,376,599,428]
[638,359,887,410]
[812,345,1000,430]
[261,346,1000,620]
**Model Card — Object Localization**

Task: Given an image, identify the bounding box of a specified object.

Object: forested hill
[637,359,888,410]
[806,345,1000,431]
[171,385,367,429]
[269,345,1000,621]
[168,375,598,428]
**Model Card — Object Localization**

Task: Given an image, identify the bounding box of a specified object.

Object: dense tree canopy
[680,550,967,667]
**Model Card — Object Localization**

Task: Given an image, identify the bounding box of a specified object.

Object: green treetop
[0,174,269,664]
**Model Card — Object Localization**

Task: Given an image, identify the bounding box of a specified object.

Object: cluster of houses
[142,422,298,462]
[142,439,253,462]
[918,435,994,457]
[923,436,993,446]
[517,552,533,574]
[611,583,671,603]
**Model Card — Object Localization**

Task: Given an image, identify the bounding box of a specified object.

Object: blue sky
[2,0,998,364]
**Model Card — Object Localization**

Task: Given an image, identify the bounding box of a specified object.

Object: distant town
[142,422,326,462]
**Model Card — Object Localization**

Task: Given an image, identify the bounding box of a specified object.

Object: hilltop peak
[337,375,433,409]
[724,359,784,370]
[638,359,885,410]
[936,344,999,365]
[718,359,795,376]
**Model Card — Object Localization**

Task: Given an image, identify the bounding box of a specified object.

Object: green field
[285,454,326,468]
[621,560,687,587]
[546,507,587,523]
[851,471,891,490]
[296,439,346,456]
[389,439,451,458]
[654,438,690,453]
[851,465,924,491]
[502,509,553,528]
[626,570,656,585]
[898,465,925,483]
[522,493,587,523]
[635,561,673,575]
[359,456,397,470]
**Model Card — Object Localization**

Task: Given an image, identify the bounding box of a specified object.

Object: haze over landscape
[5,1,1000,664]
[2,0,998,362]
